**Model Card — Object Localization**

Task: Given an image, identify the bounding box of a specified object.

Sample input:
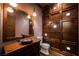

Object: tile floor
[40,47,76,56]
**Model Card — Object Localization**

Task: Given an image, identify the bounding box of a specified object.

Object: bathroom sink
[20,39,32,45]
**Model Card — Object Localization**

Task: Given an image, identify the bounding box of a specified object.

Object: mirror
[3,3,31,42]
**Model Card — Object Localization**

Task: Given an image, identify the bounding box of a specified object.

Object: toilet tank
[37,36,43,43]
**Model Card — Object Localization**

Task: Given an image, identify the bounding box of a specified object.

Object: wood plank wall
[43,3,78,55]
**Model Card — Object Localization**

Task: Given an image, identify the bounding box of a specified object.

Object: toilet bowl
[37,36,50,55]
[40,43,50,49]
[40,43,50,55]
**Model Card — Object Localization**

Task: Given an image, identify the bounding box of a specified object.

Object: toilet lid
[41,43,50,46]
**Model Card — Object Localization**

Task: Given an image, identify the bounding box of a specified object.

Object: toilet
[37,36,50,55]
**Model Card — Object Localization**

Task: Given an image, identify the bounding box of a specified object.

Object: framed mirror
[3,3,31,42]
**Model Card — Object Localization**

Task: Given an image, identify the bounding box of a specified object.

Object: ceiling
[37,3,52,8]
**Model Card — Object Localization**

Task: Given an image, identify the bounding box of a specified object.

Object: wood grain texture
[43,3,78,55]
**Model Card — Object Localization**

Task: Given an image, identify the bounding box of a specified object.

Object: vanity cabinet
[1,39,40,56]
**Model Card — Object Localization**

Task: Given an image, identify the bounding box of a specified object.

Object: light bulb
[53,24,57,28]
[66,47,71,50]
[33,12,37,16]
[48,21,52,24]
[44,33,48,36]
[53,7,57,10]
[66,12,71,16]
[27,15,31,19]
[9,3,17,7]
[7,7,14,13]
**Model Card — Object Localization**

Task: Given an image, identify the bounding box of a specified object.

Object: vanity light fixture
[33,12,37,17]
[44,33,48,37]
[32,8,37,17]
[66,46,71,51]
[7,7,14,13]
[9,3,18,7]
[66,12,71,16]
[53,24,57,28]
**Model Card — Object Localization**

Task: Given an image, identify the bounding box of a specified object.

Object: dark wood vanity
[1,37,40,56]
[1,3,40,56]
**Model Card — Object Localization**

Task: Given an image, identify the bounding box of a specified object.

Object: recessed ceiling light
[7,7,14,13]
[9,3,17,7]
[66,12,71,16]
[66,47,71,50]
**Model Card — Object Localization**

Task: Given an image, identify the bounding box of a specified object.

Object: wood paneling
[50,4,60,13]
[63,9,78,19]
[62,20,78,33]
[43,3,78,55]
[50,13,61,21]
[62,3,75,11]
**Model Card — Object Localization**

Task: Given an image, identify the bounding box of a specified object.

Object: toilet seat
[40,43,50,49]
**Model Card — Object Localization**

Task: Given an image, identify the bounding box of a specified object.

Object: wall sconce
[9,3,18,7]
[66,46,71,51]
[44,33,48,37]
[33,12,37,17]
[32,8,37,17]
[27,8,37,19]
[53,24,57,28]
[66,12,71,16]
[7,7,14,13]
[53,7,57,10]
[48,21,52,25]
